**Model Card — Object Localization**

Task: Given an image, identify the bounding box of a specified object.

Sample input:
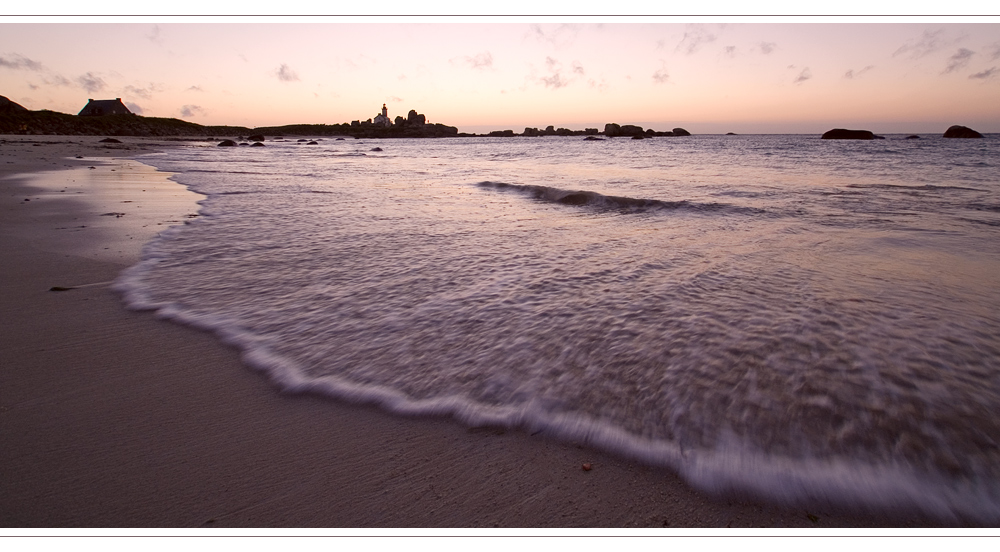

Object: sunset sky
[1,18,999,134]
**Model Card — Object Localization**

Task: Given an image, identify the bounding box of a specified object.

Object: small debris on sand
[582,463,592,471]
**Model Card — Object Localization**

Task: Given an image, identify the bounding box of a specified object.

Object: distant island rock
[672,128,691,136]
[822,129,876,140]
[905,135,921,139]
[943,125,983,138]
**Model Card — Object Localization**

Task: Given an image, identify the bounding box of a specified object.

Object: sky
[1,20,999,134]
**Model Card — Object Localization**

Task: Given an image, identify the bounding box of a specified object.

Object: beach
[0,136,947,529]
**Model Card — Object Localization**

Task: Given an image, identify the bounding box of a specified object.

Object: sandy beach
[0,135,944,529]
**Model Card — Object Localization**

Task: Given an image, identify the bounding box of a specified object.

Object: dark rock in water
[307,141,318,145]
[336,137,345,140]
[620,124,644,137]
[726,132,737,135]
[298,139,307,142]
[631,135,645,140]
[672,127,691,136]
[239,142,249,146]
[905,135,921,139]
[250,142,265,147]
[217,139,237,146]
[583,136,604,141]
[874,135,886,139]
[822,129,875,140]
[371,147,383,151]
[247,134,266,142]
[99,138,122,143]
[943,125,983,138]
[604,123,622,137]
[407,109,426,125]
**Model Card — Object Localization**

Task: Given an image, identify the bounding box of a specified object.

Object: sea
[115,133,1000,523]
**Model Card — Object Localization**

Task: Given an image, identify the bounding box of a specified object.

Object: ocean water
[117,134,1000,522]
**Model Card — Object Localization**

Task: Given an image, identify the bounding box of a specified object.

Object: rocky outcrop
[943,125,983,138]
[247,134,266,142]
[822,129,876,140]
[218,139,237,146]
[905,135,921,139]
[672,127,691,136]
[407,110,426,125]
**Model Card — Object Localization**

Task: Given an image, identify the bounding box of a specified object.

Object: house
[78,98,132,116]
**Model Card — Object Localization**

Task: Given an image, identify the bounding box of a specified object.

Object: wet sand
[0,135,940,529]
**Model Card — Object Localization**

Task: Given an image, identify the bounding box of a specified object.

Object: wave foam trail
[476,181,756,214]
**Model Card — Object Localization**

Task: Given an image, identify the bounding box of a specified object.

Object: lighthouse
[373,103,392,127]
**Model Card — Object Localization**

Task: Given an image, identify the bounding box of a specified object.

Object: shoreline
[0,136,942,529]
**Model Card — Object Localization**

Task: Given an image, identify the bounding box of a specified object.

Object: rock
[247,134,265,142]
[672,127,691,136]
[821,129,875,140]
[583,136,604,141]
[726,132,737,135]
[371,147,383,151]
[604,123,621,137]
[250,142,265,147]
[336,137,345,140]
[943,125,983,138]
[905,135,921,139]
[620,124,644,137]
[306,141,318,145]
[631,135,645,140]
[582,463,592,471]
[99,138,122,143]
[297,139,307,142]
[217,140,237,146]
[407,110,426,125]
[874,135,886,139]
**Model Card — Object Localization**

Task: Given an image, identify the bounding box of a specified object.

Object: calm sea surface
[119,134,1000,522]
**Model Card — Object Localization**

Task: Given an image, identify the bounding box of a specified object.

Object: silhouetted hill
[0,98,458,138]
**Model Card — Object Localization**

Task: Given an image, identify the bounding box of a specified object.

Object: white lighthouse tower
[373,103,392,127]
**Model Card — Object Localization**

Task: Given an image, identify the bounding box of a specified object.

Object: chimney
[116,98,121,101]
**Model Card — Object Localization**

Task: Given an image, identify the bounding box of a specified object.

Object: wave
[477,181,761,215]
[108,257,1000,525]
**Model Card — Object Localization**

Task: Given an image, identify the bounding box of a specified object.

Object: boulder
[672,127,691,136]
[247,134,266,142]
[821,129,875,140]
[306,141,318,145]
[583,136,604,141]
[619,124,644,137]
[99,138,122,143]
[407,110,426,125]
[371,147,383,151]
[250,142,265,147]
[631,135,645,140]
[604,123,621,137]
[943,125,983,138]
[217,140,237,146]
[905,135,921,139]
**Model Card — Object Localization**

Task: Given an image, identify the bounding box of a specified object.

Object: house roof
[78,98,132,116]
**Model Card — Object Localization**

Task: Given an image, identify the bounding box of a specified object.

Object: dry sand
[0,135,942,530]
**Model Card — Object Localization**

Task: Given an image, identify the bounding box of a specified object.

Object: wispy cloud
[387,96,403,103]
[894,28,948,59]
[572,61,585,75]
[77,72,106,93]
[125,101,144,114]
[844,65,874,79]
[146,25,163,45]
[652,61,669,84]
[676,25,717,55]
[276,63,300,82]
[122,83,164,100]
[943,48,975,74]
[180,104,205,118]
[453,51,493,70]
[989,42,1000,61]
[794,67,812,84]
[758,42,777,55]
[0,53,44,71]
[538,56,573,89]
[526,24,580,48]
[724,45,737,58]
[969,67,998,80]
[187,85,203,92]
